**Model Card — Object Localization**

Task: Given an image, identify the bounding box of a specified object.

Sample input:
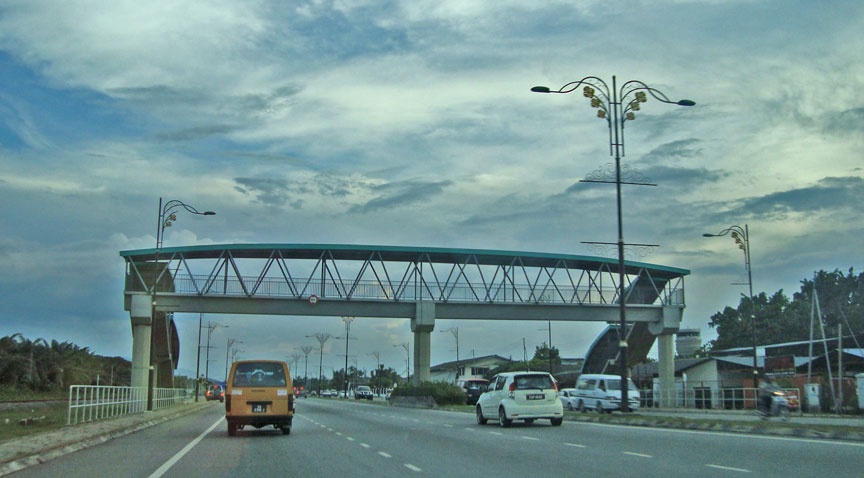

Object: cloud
[156,125,237,142]
[639,138,703,165]
[349,179,452,214]
[823,107,864,137]
[729,176,864,219]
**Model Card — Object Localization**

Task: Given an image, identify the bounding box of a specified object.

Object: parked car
[572,374,641,413]
[205,384,224,402]
[476,372,564,427]
[559,388,579,410]
[457,379,489,405]
[225,360,294,436]
[355,385,374,400]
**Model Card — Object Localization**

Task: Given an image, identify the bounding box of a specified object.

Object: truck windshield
[604,379,637,391]
[232,362,287,387]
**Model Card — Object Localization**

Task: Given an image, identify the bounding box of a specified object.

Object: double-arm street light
[225,338,243,382]
[338,316,356,398]
[440,327,460,380]
[532,76,694,412]
[703,224,758,389]
[307,333,332,395]
[300,346,315,389]
[394,343,410,381]
[204,322,227,383]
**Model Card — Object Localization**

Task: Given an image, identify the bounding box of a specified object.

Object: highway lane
[11,399,864,477]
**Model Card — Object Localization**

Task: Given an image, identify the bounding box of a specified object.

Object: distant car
[559,388,579,410]
[572,374,640,413]
[355,385,374,400]
[205,384,224,402]
[476,372,563,427]
[457,379,489,405]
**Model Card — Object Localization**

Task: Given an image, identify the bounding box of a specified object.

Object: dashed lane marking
[404,464,422,472]
[360,443,371,448]
[623,452,652,458]
[378,452,392,458]
[521,436,540,441]
[706,465,751,473]
[565,443,586,448]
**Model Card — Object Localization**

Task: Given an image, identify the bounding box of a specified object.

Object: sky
[1,0,862,381]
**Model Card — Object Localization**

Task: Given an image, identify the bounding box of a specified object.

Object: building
[429,355,511,383]
[675,329,701,357]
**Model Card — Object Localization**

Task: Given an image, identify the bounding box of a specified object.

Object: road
[11,399,864,477]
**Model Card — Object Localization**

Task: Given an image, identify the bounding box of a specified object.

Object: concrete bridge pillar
[129,294,153,391]
[649,306,683,408]
[411,301,435,384]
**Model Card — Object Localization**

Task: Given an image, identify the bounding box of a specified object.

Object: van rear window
[232,362,287,387]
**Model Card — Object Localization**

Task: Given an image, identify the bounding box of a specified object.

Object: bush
[390,381,466,406]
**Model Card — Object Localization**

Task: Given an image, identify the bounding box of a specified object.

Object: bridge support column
[129,294,153,392]
[649,306,683,408]
[411,301,435,385]
[657,334,675,407]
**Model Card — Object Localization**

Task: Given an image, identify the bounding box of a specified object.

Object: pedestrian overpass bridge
[121,244,687,394]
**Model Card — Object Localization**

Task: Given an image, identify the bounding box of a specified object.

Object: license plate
[252,404,266,413]
[526,394,544,400]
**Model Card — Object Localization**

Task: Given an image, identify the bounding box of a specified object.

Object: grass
[0,389,67,402]
[0,403,69,442]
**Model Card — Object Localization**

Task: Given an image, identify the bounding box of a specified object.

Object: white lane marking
[565,443,586,448]
[335,432,342,436]
[320,425,326,428]
[404,464,422,472]
[465,428,475,431]
[521,436,540,441]
[443,424,453,428]
[378,452,392,458]
[412,419,420,422]
[327,428,333,432]
[147,417,224,478]
[623,452,652,458]
[346,437,355,441]
[489,432,503,436]
[706,464,751,473]
[570,421,864,447]
[360,443,371,448]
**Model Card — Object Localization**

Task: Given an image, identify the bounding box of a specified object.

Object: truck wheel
[281,426,291,435]
[227,423,237,436]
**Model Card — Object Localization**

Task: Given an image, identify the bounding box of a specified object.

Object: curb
[0,401,214,477]
[562,414,864,442]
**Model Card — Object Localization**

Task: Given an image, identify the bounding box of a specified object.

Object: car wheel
[566,401,574,411]
[596,401,604,414]
[476,406,487,425]
[498,407,512,428]
[281,426,291,435]
[227,423,237,436]
[578,400,586,413]
[551,417,563,426]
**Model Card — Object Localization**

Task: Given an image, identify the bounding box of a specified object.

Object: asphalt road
[11,399,864,477]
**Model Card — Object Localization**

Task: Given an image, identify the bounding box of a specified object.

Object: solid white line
[404,464,422,472]
[623,452,652,458]
[378,452,392,458]
[571,421,864,447]
[565,443,586,448]
[521,436,540,441]
[706,464,751,473]
[147,417,224,478]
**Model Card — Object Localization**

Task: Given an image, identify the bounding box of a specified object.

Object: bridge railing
[639,387,801,411]
[67,386,188,425]
[167,274,683,306]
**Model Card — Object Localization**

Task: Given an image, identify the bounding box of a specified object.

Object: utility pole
[341,316,355,398]
[838,323,843,414]
[307,333,331,395]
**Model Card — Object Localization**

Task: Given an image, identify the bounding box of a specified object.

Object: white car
[572,374,641,412]
[476,372,564,427]
[559,388,579,410]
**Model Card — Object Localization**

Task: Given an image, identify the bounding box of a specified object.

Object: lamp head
[203,211,216,215]
[531,86,551,93]
[702,233,715,237]
[677,99,696,106]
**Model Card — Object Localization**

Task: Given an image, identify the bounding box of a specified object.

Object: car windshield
[513,374,555,390]
[604,379,638,391]
[232,362,287,387]
[465,381,486,388]
[357,386,370,391]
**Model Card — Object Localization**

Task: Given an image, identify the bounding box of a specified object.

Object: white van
[573,374,641,412]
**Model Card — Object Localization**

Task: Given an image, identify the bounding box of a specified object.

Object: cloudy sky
[1,0,862,380]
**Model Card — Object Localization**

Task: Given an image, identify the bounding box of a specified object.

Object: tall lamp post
[195,313,203,402]
[703,224,758,389]
[204,322,227,383]
[300,346,315,390]
[307,333,332,395]
[225,338,243,382]
[394,343,410,382]
[441,327,459,380]
[532,76,694,412]
[341,316,355,398]
[152,198,214,401]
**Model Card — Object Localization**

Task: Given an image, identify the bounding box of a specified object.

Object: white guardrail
[67,385,188,425]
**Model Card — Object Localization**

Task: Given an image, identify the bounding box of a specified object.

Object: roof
[430,354,511,371]
[120,243,690,278]
[632,357,712,377]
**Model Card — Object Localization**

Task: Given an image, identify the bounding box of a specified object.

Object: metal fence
[639,387,800,411]
[67,386,188,425]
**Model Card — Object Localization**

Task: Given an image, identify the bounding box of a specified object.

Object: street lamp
[300,345,315,389]
[703,224,758,389]
[225,338,243,382]
[532,75,694,412]
[307,333,332,395]
[152,198,214,401]
[341,316,355,398]
[394,343,410,382]
[204,322,227,383]
[440,327,459,380]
